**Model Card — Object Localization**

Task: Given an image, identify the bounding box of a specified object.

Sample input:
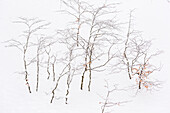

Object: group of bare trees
[5,18,50,93]
[5,0,162,112]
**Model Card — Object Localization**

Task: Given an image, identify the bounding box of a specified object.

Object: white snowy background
[0,0,170,113]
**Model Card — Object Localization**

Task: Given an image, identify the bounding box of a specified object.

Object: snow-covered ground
[1,0,170,113]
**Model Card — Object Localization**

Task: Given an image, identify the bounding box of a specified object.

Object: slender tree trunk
[80,57,87,90]
[124,11,133,79]
[65,84,70,104]
[139,80,141,89]
[50,75,62,103]
[88,50,92,91]
[76,25,80,46]
[80,69,86,90]
[23,53,31,93]
[88,68,92,91]
[52,63,55,81]
[139,67,144,89]
[47,56,50,79]
[36,53,39,92]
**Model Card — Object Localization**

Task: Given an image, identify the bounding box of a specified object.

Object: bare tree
[50,47,77,103]
[123,10,134,79]
[50,31,78,103]
[59,0,121,91]
[122,11,162,90]
[65,46,76,104]
[43,39,57,80]
[99,81,129,113]
[33,36,48,92]
[50,66,65,103]
[5,17,50,93]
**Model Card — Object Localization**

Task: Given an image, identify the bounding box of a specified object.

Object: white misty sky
[0,0,170,113]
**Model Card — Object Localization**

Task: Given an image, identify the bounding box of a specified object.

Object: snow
[1,0,170,113]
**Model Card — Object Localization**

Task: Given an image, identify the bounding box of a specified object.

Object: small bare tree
[43,39,57,80]
[99,80,129,113]
[32,36,49,92]
[65,46,76,104]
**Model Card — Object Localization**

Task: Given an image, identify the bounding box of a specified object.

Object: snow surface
[1,0,170,113]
